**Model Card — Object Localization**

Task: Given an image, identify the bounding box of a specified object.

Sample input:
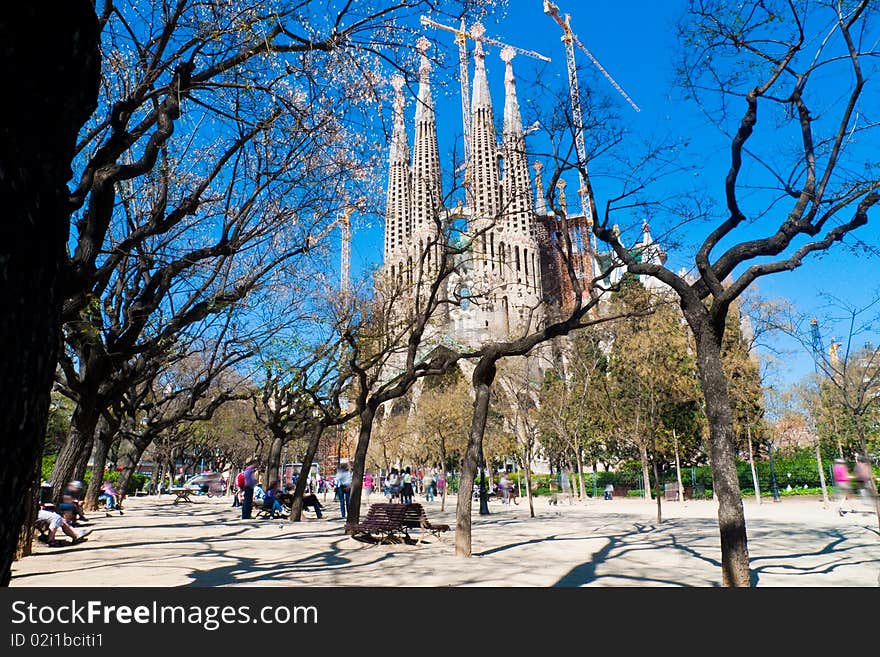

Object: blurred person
[264,480,286,519]
[98,481,122,516]
[363,471,374,502]
[401,467,414,504]
[832,458,852,516]
[240,461,257,520]
[499,473,510,504]
[60,480,87,525]
[37,508,92,548]
[334,462,352,518]
[854,456,875,501]
[423,470,434,502]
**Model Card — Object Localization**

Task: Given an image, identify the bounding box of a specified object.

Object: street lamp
[768,440,781,502]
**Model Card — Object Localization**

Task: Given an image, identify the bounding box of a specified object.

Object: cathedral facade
[382,30,666,350]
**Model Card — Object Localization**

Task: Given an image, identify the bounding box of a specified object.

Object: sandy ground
[11,492,879,587]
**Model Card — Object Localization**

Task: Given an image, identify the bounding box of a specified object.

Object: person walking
[401,467,414,504]
[334,462,352,518]
[241,461,257,520]
[386,469,400,503]
[854,456,875,501]
[363,471,374,502]
[423,470,434,502]
[499,473,510,504]
[832,458,852,516]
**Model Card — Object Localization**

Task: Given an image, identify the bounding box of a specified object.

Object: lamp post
[768,440,781,502]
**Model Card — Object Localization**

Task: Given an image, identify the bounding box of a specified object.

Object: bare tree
[580,1,880,585]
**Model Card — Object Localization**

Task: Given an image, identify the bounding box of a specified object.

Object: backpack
[236,472,246,488]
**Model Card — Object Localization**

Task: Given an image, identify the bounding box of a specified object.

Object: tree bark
[83,426,114,511]
[815,443,829,506]
[673,428,685,503]
[639,442,652,501]
[346,403,378,529]
[0,2,101,585]
[746,426,761,505]
[575,448,586,500]
[439,435,447,512]
[15,447,44,561]
[114,434,152,504]
[651,434,662,524]
[691,321,751,587]
[289,423,325,522]
[266,434,285,488]
[455,357,496,557]
[50,406,99,500]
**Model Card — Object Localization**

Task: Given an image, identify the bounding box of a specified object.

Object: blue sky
[342,0,880,390]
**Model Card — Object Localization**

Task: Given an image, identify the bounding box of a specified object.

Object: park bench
[169,487,194,505]
[664,482,682,502]
[345,503,414,543]
[400,503,450,542]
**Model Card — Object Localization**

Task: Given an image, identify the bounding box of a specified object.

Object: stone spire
[533,162,546,215]
[501,47,534,236]
[385,75,410,262]
[410,36,443,241]
[467,23,501,224]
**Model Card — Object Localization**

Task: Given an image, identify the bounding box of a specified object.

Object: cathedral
[382,29,667,350]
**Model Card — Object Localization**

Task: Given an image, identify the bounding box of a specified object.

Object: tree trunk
[73,437,94,484]
[673,428,685,503]
[692,323,751,587]
[15,446,44,561]
[747,426,761,505]
[289,423,325,522]
[525,464,535,518]
[83,428,113,511]
[346,404,378,529]
[455,357,496,557]
[439,436,447,512]
[651,434,662,524]
[815,443,829,506]
[575,448,586,500]
[115,434,152,503]
[266,434,285,488]
[0,2,101,585]
[639,442,652,500]
[50,406,99,500]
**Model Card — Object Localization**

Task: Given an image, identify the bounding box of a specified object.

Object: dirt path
[12,494,879,587]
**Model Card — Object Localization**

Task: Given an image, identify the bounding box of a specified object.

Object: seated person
[37,508,92,547]
[253,482,266,508]
[98,481,123,516]
[59,480,87,525]
[264,481,286,519]
[282,484,324,518]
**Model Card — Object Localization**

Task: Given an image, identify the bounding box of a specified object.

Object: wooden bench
[345,503,413,543]
[401,503,450,541]
[664,482,682,501]
[169,487,194,504]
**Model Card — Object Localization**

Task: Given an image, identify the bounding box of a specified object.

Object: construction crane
[543,1,640,114]
[340,206,352,295]
[810,318,823,368]
[810,317,841,369]
[419,16,551,175]
[544,0,639,225]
